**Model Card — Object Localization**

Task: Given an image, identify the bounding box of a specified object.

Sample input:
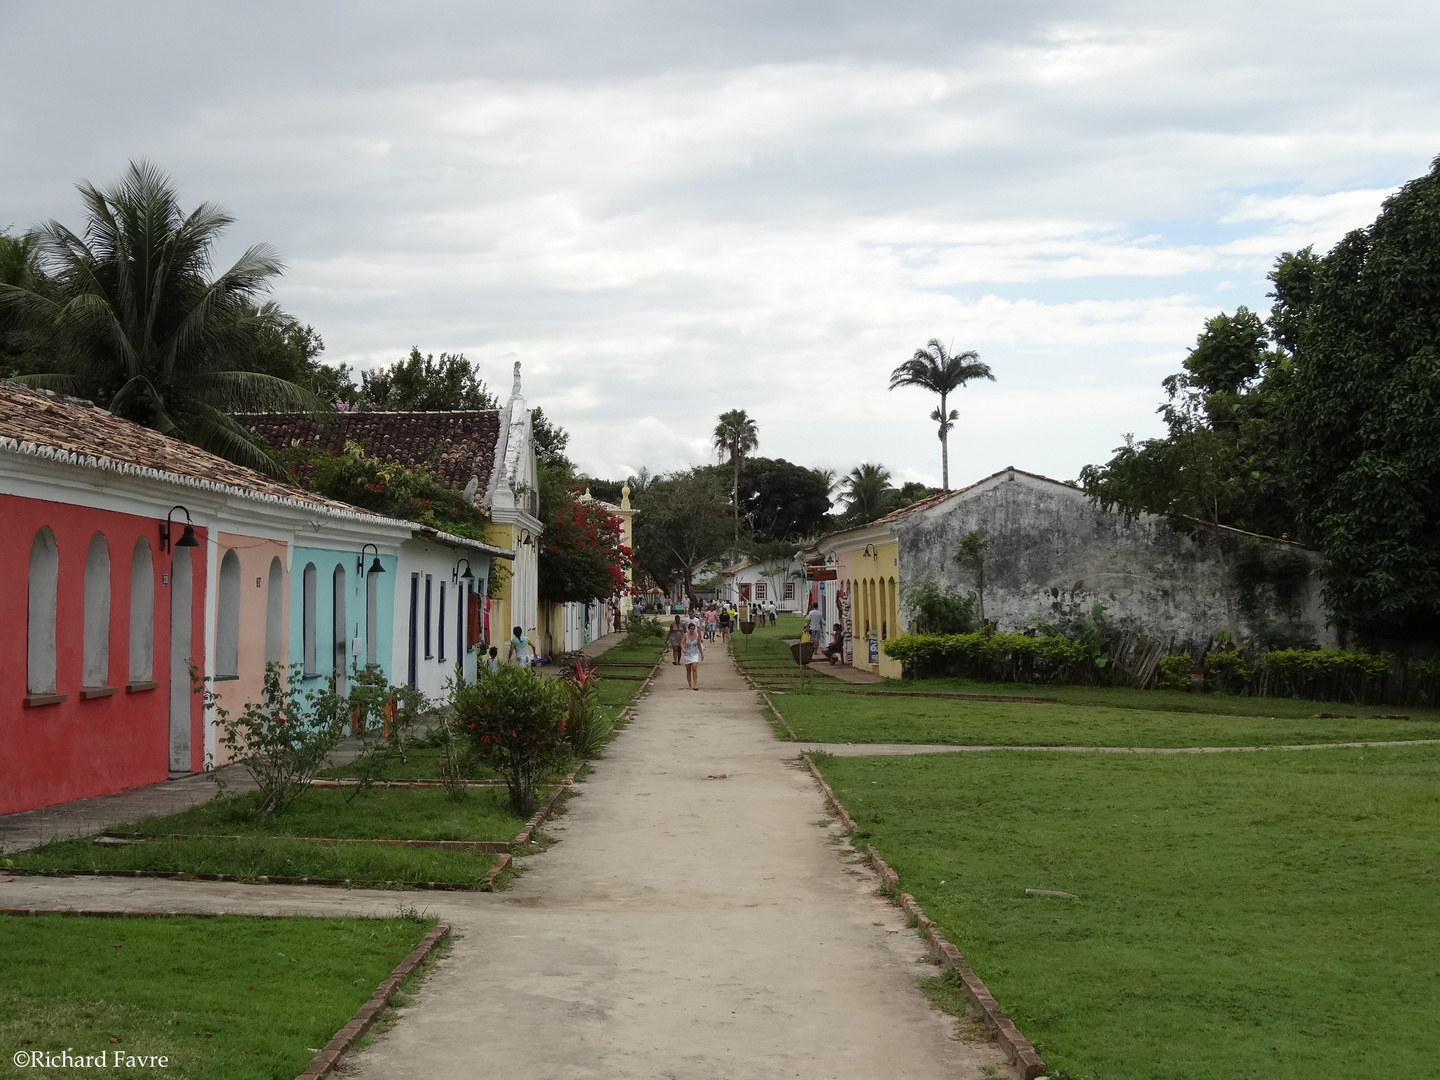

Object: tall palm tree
[889,339,994,490]
[712,408,759,542]
[0,160,324,476]
[840,462,896,524]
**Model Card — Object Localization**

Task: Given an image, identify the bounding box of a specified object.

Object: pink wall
[211,535,289,765]
[0,494,207,815]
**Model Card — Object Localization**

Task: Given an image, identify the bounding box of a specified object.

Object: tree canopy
[737,456,832,542]
[356,347,497,411]
[632,469,732,597]
[0,160,324,475]
[838,462,897,525]
[536,458,629,604]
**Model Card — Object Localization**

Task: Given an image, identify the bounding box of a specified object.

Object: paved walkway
[1,649,1016,1079]
[799,738,1440,756]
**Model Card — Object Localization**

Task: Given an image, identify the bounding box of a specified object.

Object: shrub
[625,614,665,643]
[563,662,611,759]
[1156,653,1193,692]
[903,581,977,635]
[884,632,1083,683]
[453,665,570,815]
[208,663,348,815]
[1405,658,1440,706]
[1204,649,1251,695]
[1259,647,1393,703]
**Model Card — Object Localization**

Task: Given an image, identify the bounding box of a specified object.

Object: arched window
[27,527,59,698]
[302,563,317,675]
[129,538,155,684]
[216,550,241,678]
[265,557,284,665]
[332,564,348,692]
[83,532,112,689]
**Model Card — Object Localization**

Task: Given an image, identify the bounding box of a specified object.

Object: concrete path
[0,653,1015,1078]
[346,650,1014,1078]
[800,738,1440,756]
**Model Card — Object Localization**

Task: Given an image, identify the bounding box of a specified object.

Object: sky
[3,1,1438,489]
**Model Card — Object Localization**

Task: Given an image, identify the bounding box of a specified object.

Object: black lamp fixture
[160,505,201,552]
[862,543,879,559]
[358,543,385,576]
[452,558,474,587]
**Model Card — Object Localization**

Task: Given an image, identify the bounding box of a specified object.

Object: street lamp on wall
[862,544,879,559]
[452,558,474,587]
[357,543,385,577]
[160,505,200,553]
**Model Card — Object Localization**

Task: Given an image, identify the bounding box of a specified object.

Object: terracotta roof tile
[240,411,501,491]
[0,381,386,520]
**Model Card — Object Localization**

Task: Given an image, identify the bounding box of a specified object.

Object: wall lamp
[862,544,879,559]
[160,505,200,552]
[453,558,474,587]
[358,543,385,577]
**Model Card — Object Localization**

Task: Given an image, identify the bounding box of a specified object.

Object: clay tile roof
[0,381,395,522]
[240,410,501,491]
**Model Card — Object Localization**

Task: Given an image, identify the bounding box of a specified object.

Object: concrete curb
[799,753,1048,1080]
[97,832,512,853]
[296,919,452,1079]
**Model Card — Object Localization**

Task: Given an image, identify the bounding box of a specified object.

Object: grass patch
[0,912,433,1079]
[321,746,501,782]
[816,746,1440,1080]
[4,787,523,887]
[771,689,1440,747]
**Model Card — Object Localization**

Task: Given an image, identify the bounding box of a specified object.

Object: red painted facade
[0,494,207,815]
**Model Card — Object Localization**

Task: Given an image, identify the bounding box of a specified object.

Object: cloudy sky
[3,2,1437,488]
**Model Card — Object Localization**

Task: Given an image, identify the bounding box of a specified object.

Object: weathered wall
[893,470,1333,651]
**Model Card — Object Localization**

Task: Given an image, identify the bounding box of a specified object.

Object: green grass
[0,913,433,1080]
[589,636,663,708]
[770,688,1440,747]
[321,746,501,781]
[4,787,522,887]
[817,746,1440,1080]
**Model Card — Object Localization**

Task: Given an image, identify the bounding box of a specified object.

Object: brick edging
[799,753,1048,1080]
[295,919,452,1079]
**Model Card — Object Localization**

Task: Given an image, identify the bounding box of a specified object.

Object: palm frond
[179,403,290,478]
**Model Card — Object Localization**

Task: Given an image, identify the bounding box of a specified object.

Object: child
[668,615,684,665]
[486,645,500,673]
[507,626,533,667]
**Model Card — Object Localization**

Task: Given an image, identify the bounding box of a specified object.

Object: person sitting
[824,624,844,664]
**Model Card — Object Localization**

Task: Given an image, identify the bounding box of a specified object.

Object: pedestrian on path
[668,615,684,665]
[681,620,704,690]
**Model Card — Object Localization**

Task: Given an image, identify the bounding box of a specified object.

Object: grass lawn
[5,787,522,887]
[322,746,501,782]
[816,746,1440,1080]
[0,913,433,1079]
[771,689,1440,747]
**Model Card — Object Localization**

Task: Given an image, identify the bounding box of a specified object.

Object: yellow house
[812,521,903,679]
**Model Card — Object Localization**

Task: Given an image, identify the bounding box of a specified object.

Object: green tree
[889,339,994,490]
[712,408,759,543]
[248,317,357,409]
[531,405,572,465]
[0,231,49,378]
[632,469,732,598]
[537,458,630,604]
[0,161,324,475]
[839,462,897,525]
[954,530,992,623]
[357,347,497,411]
[1288,156,1440,635]
[737,456,832,541]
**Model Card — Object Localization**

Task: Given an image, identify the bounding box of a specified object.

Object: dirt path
[343,650,1014,1079]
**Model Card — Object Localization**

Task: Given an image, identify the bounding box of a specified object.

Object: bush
[563,662,611,759]
[1204,649,1251,695]
[453,665,570,815]
[625,614,665,643]
[1156,653,1193,692]
[208,663,349,815]
[884,632,1084,683]
[903,581,977,635]
[1258,647,1393,703]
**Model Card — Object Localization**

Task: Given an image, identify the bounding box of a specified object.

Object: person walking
[507,625,534,667]
[667,614,684,665]
[718,604,731,643]
[806,603,824,643]
[680,618,705,690]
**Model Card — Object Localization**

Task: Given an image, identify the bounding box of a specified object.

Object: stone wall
[892,469,1334,652]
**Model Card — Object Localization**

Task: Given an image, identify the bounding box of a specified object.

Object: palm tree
[712,408,759,542]
[0,160,324,476]
[889,339,994,490]
[840,462,896,524]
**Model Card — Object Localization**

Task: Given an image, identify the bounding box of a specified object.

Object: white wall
[393,538,492,702]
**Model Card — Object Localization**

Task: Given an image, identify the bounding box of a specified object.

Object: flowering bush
[452,665,570,815]
[563,662,611,759]
[207,663,349,815]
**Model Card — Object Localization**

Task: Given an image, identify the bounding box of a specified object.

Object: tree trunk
[939,391,950,490]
